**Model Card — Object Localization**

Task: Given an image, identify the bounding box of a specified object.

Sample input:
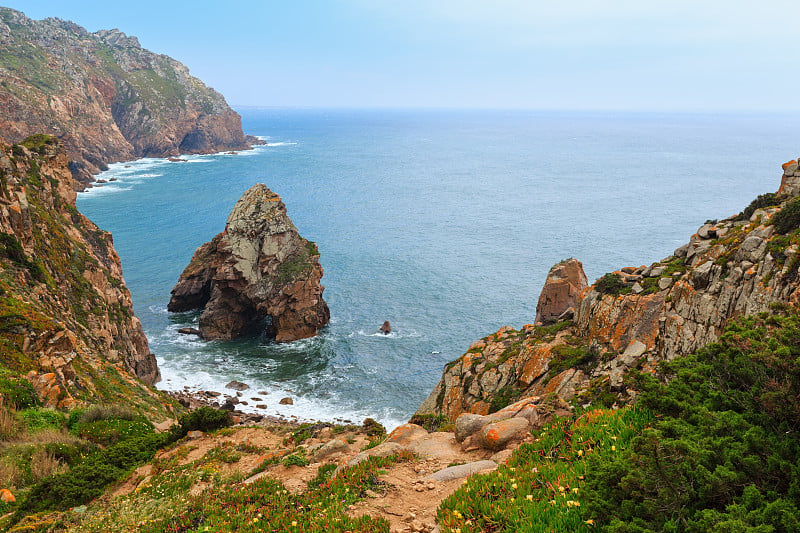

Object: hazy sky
[4,1,800,110]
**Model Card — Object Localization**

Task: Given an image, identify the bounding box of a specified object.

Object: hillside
[417,161,800,421]
[0,8,257,188]
[0,134,172,417]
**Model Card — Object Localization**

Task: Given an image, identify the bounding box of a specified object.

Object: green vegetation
[409,413,450,432]
[19,134,58,154]
[438,406,653,532]
[595,273,626,296]
[488,384,521,414]
[734,192,781,221]
[169,405,231,440]
[772,197,800,234]
[584,310,800,531]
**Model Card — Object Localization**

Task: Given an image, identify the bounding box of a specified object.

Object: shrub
[170,406,231,440]
[362,418,386,437]
[0,377,39,409]
[74,418,154,446]
[594,272,626,295]
[584,312,800,531]
[772,197,800,234]
[0,406,20,440]
[735,192,780,221]
[18,408,67,432]
[74,404,138,425]
[408,414,449,432]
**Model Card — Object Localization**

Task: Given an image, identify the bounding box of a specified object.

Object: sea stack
[168,184,330,342]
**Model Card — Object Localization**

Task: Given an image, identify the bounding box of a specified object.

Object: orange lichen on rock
[0,489,14,503]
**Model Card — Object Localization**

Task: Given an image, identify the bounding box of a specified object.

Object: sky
[3,0,800,111]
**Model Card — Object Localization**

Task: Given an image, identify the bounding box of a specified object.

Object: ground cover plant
[583,310,800,532]
[437,405,653,532]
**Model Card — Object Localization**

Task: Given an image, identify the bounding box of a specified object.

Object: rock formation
[0,8,261,188]
[0,135,164,410]
[418,160,800,421]
[534,258,588,324]
[168,184,330,342]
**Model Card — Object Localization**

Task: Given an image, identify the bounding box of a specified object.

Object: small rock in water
[279,397,294,405]
[226,380,250,391]
[379,320,391,334]
[177,327,201,336]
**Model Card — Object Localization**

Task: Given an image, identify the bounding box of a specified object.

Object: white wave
[78,185,133,198]
[265,142,297,147]
[353,329,421,339]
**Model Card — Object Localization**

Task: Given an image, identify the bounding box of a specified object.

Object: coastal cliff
[418,161,800,421]
[0,134,165,412]
[0,8,258,188]
[169,184,330,342]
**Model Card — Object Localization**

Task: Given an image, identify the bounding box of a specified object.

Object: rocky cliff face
[0,8,258,188]
[418,161,800,421]
[168,184,330,343]
[0,134,165,411]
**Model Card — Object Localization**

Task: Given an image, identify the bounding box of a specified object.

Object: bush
[20,432,168,513]
[408,414,449,432]
[74,418,154,446]
[584,312,800,531]
[735,192,780,221]
[594,272,626,296]
[18,408,67,432]
[772,197,800,234]
[170,406,231,440]
[0,377,39,409]
[362,418,386,437]
[74,404,138,425]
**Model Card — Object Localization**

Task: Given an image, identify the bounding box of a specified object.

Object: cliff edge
[0,134,166,412]
[168,184,330,342]
[418,160,800,421]
[0,8,258,188]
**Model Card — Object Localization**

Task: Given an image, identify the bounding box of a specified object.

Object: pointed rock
[168,184,330,342]
[535,258,588,325]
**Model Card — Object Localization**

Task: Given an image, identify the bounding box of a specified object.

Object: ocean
[77,108,800,429]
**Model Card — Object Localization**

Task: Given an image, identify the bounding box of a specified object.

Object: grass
[437,405,653,532]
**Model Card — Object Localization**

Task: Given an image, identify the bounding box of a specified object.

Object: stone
[535,259,589,325]
[340,442,406,471]
[379,321,391,334]
[187,430,204,439]
[0,489,14,503]
[648,266,666,277]
[168,184,330,342]
[621,339,647,359]
[313,438,349,461]
[177,327,201,335]
[279,397,294,405]
[692,261,715,289]
[479,417,530,451]
[225,381,249,391]
[387,423,428,446]
[454,413,488,442]
[697,224,716,240]
[256,404,267,409]
[631,282,644,294]
[425,460,497,482]
[490,449,514,464]
[658,277,673,290]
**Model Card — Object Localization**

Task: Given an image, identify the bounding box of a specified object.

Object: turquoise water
[78,109,800,429]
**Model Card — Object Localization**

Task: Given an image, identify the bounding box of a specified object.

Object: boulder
[379,321,391,334]
[0,489,14,503]
[535,259,589,325]
[168,185,330,342]
[425,460,497,482]
[312,438,349,461]
[279,397,294,405]
[225,381,249,391]
[479,417,530,451]
[177,327,201,336]
[387,424,428,446]
[454,414,487,442]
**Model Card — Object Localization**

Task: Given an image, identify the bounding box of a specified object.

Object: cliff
[0,8,258,188]
[168,184,330,342]
[0,134,167,414]
[418,160,800,421]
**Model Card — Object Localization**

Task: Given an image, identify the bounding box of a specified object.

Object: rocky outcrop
[534,258,588,324]
[0,135,165,411]
[168,184,330,342]
[0,8,259,188]
[418,161,800,421]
